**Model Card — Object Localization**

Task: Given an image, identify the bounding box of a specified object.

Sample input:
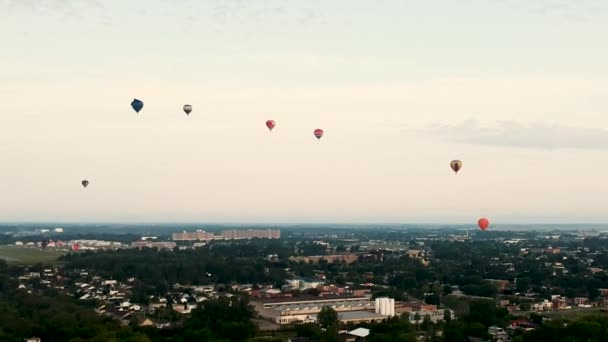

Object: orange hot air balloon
[478,218,489,231]
[266,120,276,131]
[450,160,462,174]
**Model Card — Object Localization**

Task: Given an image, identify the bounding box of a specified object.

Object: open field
[0,245,67,265]
[514,307,608,320]
[541,307,608,320]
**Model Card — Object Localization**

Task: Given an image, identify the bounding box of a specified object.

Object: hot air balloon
[266,120,276,131]
[81,180,89,188]
[131,99,144,113]
[183,104,192,115]
[478,218,489,231]
[314,129,324,140]
[450,160,462,174]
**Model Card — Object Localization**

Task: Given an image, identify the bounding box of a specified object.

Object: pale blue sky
[1,0,608,224]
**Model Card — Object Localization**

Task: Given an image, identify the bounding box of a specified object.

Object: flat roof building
[339,311,387,324]
[252,296,392,325]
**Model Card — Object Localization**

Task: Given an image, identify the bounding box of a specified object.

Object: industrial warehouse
[251,296,396,325]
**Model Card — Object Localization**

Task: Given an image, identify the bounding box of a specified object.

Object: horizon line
[1,221,608,226]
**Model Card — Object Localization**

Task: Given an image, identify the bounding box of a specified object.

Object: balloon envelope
[266,120,276,131]
[183,104,192,115]
[450,160,462,174]
[131,99,144,113]
[81,180,89,188]
[314,129,324,140]
[478,218,489,231]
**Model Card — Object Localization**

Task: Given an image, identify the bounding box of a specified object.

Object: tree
[515,277,531,293]
[317,306,338,329]
[465,300,507,328]
[444,309,452,323]
[444,320,467,342]
[425,293,440,306]
[413,312,421,323]
[321,325,339,342]
[443,285,453,296]
[530,313,543,325]
[183,296,256,340]
[588,287,600,300]
[295,323,321,338]
[303,288,320,296]
[420,314,433,331]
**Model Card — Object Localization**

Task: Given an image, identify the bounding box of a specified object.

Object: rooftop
[256,295,367,304]
[348,327,370,337]
[338,311,386,321]
[269,299,373,312]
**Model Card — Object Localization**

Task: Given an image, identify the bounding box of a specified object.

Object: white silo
[374,297,396,317]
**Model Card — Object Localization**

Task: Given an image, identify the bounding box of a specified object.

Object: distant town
[10,228,281,251]
[2,225,608,341]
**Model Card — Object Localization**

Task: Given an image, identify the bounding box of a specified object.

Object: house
[406,250,422,258]
[25,338,42,342]
[346,327,369,342]
[140,318,154,327]
[408,309,454,324]
[488,326,508,342]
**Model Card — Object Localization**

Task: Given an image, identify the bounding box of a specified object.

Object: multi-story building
[288,254,359,264]
[172,229,280,241]
[131,241,176,250]
[172,230,216,241]
[221,229,280,240]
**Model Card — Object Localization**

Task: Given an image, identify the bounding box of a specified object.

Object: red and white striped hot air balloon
[314,129,324,140]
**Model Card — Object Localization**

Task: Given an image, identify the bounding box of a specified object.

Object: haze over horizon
[2,1,608,223]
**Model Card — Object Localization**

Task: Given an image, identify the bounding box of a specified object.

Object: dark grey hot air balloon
[81,180,89,188]
[183,104,192,115]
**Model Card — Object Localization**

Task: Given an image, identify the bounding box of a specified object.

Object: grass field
[541,307,607,320]
[514,307,608,320]
[0,245,67,265]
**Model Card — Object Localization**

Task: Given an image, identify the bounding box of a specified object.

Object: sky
[1,0,608,224]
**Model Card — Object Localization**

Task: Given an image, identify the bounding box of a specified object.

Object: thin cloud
[205,0,324,25]
[2,0,103,14]
[2,0,108,25]
[421,120,608,150]
[496,0,608,21]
